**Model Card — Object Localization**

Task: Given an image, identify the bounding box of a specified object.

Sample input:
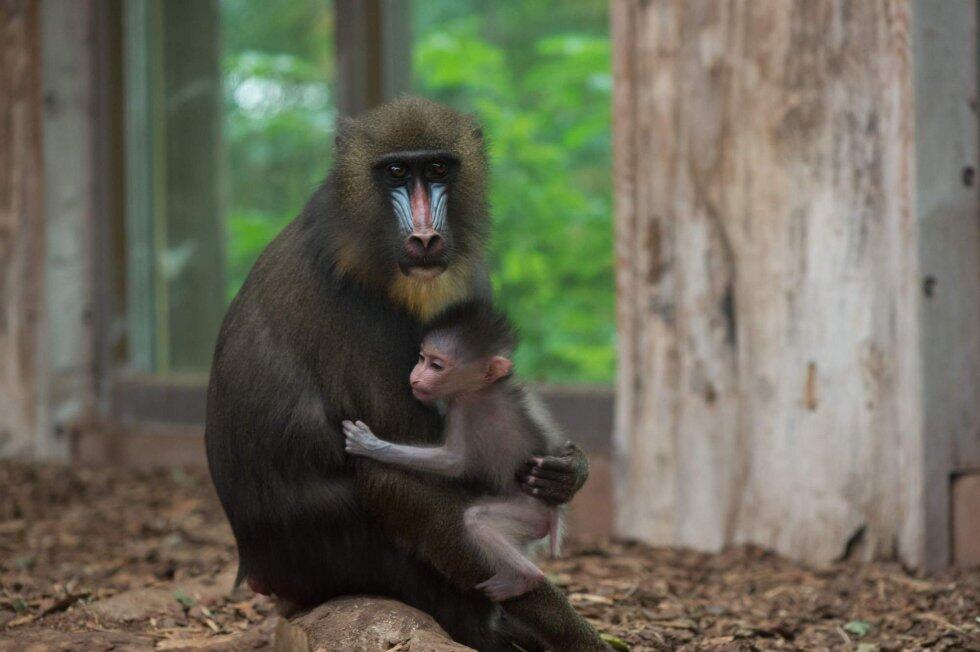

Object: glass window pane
[412,1,615,384]
[123,0,335,373]
[222,0,337,300]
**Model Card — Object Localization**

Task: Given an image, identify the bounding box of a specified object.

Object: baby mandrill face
[410,341,483,403]
[410,337,512,403]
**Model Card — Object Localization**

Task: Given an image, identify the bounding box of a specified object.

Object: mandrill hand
[518,441,590,506]
[342,420,391,459]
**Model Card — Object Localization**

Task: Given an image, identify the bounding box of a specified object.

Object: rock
[273,596,474,652]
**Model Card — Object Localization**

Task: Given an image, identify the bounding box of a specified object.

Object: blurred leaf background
[220,0,613,383]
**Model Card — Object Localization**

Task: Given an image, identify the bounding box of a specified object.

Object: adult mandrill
[205,98,609,651]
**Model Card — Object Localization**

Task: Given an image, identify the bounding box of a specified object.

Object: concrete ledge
[273,596,474,652]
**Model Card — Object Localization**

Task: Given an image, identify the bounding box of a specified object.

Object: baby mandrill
[343,300,566,602]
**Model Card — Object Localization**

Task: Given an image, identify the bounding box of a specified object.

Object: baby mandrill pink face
[409,337,513,404]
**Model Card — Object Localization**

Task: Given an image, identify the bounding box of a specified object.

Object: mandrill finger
[518,469,573,488]
[519,473,569,489]
[521,483,567,504]
[523,477,566,493]
[520,482,539,497]
[538,490,570,503]
[522,459,572,473]
[526,467,575,483]
[529,456,577,473]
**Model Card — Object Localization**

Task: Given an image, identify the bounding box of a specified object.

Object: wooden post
[0,0,44,458]
[613,0,978,568]
[335,0,411,117]
[38,0,97,460]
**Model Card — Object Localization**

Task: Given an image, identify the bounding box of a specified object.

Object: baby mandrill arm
[342,420,465,477]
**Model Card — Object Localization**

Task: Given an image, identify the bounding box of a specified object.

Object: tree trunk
[613,0,977,568]
[0,0,43,458]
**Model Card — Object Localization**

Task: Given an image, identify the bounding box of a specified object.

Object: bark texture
[613,0,926,565]
[0,0,43,458]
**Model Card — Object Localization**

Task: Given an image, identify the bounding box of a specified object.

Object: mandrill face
[374,149,459,281]
[331,97,489,303]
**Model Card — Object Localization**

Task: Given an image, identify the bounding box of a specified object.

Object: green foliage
[845,620,872,638]
[413,2,615,383]
[220,0,614,383]
[173,589,196,610]
[600,633,632,651]
[220,0,336,299]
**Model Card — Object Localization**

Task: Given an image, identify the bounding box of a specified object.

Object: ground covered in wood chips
[0,461,977,651]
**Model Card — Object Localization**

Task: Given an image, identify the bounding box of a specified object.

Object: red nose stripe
[410,177,431,229]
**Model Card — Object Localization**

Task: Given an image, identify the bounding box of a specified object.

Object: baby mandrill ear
[485,356,513,384]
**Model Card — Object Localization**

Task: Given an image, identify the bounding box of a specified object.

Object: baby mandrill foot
[475,564,545,602]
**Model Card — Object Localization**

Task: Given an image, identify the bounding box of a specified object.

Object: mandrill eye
[427,161,448,179]
[386,164,408,180]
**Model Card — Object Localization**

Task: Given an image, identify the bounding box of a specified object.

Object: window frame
[91,0,410,436]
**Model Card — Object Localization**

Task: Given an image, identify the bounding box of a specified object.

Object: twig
[912,612,978,640]
[39,592,90,617]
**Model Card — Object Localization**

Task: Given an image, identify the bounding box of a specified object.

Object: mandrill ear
[484,356,513,384]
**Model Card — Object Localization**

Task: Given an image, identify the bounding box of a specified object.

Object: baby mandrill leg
[465,501,547,602]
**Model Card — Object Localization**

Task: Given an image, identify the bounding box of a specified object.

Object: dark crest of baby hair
[423,299,518,361]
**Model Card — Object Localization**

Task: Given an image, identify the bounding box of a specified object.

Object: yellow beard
[332,239,476,321]
[388,263,474,322]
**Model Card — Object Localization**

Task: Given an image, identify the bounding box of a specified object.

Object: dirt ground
[0,461,977,651]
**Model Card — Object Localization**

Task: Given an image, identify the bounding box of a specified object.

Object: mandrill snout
[399,229,449,280]
[405,231,446,259]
